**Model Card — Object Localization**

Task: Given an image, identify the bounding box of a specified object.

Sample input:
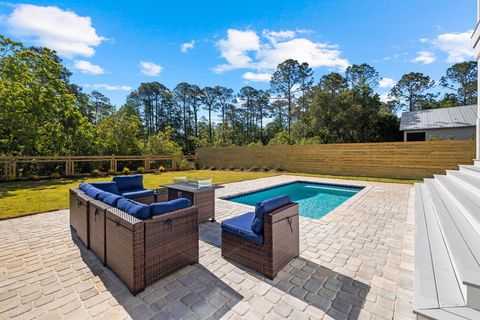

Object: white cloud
[214,29,261,73]
[214,29,349,74]
[379,77,396,89]
[84,84,131,91]
[6,4,104,58]
[242,72,272,82]
[433,30,474,63]
[181,40,195,53]
[419,38,429,43]
[73,60,104,75]
[140,61,162,76]
[412,51,436,64]
[262,29,296,43]
[379,93,394,103]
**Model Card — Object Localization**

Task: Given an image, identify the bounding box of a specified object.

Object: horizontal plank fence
[0,155,195,180]
[196,140,476,180]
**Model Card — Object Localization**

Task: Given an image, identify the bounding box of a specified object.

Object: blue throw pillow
[113,175,143,192]
[151,198,191,216]
[117,198,151,220]
[85,186,103,199]
[79,183,91,192]
[89,182,120,195]
[251,195,291,234]
[103,194,123,206]
[96,190,112,202]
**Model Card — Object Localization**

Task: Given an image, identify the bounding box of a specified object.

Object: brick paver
[0,175,414,319]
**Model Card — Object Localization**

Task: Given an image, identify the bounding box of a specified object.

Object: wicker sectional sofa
[69,176,199,294]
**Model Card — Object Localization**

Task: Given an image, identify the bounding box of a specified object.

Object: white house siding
[403,126,476,141]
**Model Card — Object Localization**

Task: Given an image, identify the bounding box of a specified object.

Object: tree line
[0,35,477,157]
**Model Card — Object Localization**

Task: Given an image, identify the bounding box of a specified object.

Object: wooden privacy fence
[196,140,476,180]
[0,155,195,180]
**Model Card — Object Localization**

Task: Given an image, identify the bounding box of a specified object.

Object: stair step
[414,183,464,311]
[426,180,480,293]
[459,164,480,175]
[434,175,480,234]
[447,170,480,192]
[416,306,480,320]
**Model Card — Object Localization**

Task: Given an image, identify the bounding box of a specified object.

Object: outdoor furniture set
[69,175,299,294]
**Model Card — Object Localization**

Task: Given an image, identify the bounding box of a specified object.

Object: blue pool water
[226,182,363,219]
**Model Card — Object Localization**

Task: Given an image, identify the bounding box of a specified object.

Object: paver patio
[0,175,414,320]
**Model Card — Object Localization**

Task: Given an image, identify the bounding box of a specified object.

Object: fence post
[172,157,178,170]
[145,156,150,172]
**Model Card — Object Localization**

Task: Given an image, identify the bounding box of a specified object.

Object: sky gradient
[0,0,476,107]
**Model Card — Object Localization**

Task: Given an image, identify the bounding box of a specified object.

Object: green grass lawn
[0,170,416,219]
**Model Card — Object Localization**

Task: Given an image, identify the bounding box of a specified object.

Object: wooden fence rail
[196,140,476,180]
[0,155,195,180]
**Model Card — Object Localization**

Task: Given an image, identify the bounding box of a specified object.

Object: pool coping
[217,178,374,221]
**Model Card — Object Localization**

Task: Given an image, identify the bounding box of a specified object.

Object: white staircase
[414,163,480,319]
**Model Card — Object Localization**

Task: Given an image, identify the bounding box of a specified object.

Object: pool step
[413,164,480,319]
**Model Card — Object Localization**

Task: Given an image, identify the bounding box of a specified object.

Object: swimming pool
[225,181,363,219]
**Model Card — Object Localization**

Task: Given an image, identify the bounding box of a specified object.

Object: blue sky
[0,0,476,107]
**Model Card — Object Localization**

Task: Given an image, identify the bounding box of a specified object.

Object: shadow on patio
[74,233,243,320]
[199,221,370,320]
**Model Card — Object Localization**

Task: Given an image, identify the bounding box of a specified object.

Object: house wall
[403,126,476,141]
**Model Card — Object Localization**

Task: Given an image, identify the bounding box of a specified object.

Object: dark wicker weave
[131,194,156,204]
[221,203,299,279]
[105,206,199,294]
[69,187,199,294]
[88,200,110,264]
[69,189,90,248]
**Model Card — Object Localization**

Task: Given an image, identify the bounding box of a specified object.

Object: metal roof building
[400,105,477,141]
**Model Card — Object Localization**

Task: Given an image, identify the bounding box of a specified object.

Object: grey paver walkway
[0,175,414,319]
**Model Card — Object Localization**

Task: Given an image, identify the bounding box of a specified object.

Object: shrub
[137,166,145,174]
[202,165,209,170]
[210,166,217,170]
[51,172,61,179]
[158,165,166,173]
[261,166,270,172]
[31,174,40,181]
[228,165,236,171]
[108,169,116,175]
[91,169,101,177]
[122,167,130,175]
[177,158,193,171]
[275,165,284,172]
[428,136,442,141]
[250,165,259,172]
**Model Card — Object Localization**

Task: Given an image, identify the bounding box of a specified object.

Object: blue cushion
[85,186,103,199]
[79,183,91,192]
[89,182,119,195]
[116,198,151,220]
[113,175,144,192]
[251,195,291,234]
[121,189,154,200]
[103,194,123,206]
[96,190,112,202]
[221,212,264,244]
[151,198,191,216]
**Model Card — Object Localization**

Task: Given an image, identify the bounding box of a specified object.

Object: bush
[210,166,217,171]
[31,174,40,181]
[228,165,236,171]
[202,165,209,170]
[91,169,101,177]
[51,172,61,179]
[122,167,130,175]
[108,169,116,175]
[428,136,442,141]
[158,165,166,173]
[177,158,192,171]
[261,166,270,172]
[275,165,284,172]
[137,166,145,174]
[250,165,259,172]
